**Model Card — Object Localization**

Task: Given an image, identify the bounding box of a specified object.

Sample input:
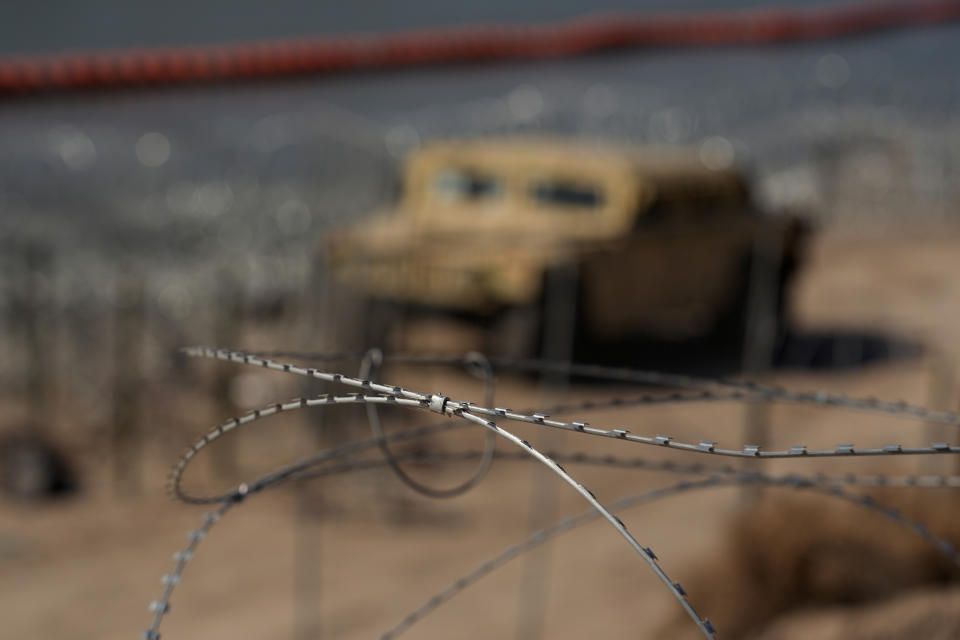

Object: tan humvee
[325,136,807,356]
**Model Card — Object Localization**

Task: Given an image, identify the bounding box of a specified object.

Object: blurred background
[2,1,960,639]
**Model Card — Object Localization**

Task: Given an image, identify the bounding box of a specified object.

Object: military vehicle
[324,137,808,360]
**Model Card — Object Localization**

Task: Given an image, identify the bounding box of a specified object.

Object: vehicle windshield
[531,180,604,209]
[434,168,502,202]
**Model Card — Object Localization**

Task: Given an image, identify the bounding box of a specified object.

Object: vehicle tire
[322,273,399,354]
[486,262,583,362]
[538,264,581,362]
[488,304,542,360]
[714,251,795,366]
[360,298,404,352]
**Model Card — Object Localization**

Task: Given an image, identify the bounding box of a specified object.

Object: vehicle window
[434,168,502,202]
[532,181,603,209]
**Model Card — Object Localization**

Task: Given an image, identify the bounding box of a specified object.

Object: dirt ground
[3,223,960,640]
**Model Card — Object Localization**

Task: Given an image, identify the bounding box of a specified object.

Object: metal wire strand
[180,348,960,460]
[288,449,960,492]
[239,348,960,427]
[142,500,237,640]
[452,407,716,638]
[147,453,960,640]
[175,422,960,509]
[152,441,960,640]
[359,348,497,499]
[169,385,766,503]
[150,346,960,640]
[168,393,440,505]
[157,411,716,637]
[166,358,717,638]
[378,473,960,640]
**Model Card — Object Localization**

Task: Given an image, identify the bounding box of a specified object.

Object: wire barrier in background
[141,347,960,640]
[5,0,960,95]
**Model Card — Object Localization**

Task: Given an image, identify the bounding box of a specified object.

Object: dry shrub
[756,584,960,640]
[659,487,960,639]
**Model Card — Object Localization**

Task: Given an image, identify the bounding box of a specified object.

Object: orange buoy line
[1,0,958,95]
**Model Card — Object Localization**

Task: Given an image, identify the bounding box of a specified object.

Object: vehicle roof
[410,136,748,198]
